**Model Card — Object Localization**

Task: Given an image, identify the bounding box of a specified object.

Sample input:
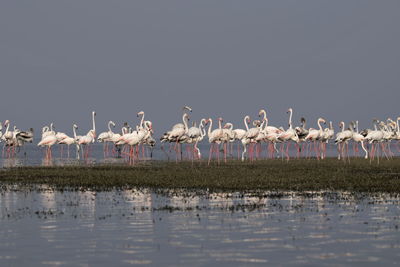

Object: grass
[1,158,400,193]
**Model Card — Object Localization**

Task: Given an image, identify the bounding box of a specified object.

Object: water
[0,140,382,167]
[1,189,399,265]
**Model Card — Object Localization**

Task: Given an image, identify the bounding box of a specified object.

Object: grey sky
[1,1,399,135]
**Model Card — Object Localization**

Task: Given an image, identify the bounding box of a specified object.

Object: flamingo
[2,120,14,157]
[168,113,190,161]
[42,123,56,139]
[241,116,262,161]
[58,124,78,158]
[97,120,116,157]
[119,120,152,164]
[305,118,326,160]
[295,117,309,157]
[187,118,207,160]
[77,111,96,159]
[334,121,353,160]
[320,121,334,159]
[171,106,192,130]
[277,108,299,160]
[350,121,368,159]
[207,117,224,165]
[38,129,57,161]
[222,122,236,158]
[261,117,282,159]
[232,121,247,160]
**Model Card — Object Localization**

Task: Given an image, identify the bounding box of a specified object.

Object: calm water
[0,141,377,167]
[1,189,399,266]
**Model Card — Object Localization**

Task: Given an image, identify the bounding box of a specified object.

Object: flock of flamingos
[1,106,400,165]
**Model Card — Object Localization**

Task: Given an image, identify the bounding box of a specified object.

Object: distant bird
[58,124,78,159]
[334,121,353,160]
[38,130,57,161]
[305,118,326,160]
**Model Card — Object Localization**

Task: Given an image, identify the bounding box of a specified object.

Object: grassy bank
[1,158,400,193]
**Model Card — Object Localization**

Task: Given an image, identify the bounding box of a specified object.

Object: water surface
[1,189,399,265]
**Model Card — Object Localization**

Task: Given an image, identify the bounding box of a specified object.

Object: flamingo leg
[208,143,213,165]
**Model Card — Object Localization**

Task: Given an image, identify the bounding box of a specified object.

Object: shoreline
[1,158,400,193]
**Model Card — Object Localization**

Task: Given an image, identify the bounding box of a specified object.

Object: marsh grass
[1,158,400,193]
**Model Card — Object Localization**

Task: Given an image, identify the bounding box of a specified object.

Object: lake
[1,188,399,266]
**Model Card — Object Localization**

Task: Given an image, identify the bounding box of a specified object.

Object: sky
[1,1,399,135]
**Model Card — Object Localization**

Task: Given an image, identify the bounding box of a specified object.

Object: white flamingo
[207,117,224,165]
[277,108,299,160]
[350,121,368,159]
[97,120,116,157]
[38,129,57,161]
[334,121,353,160]
[58,124,78,158]
[305,118,326,160]
[77,111,97,159]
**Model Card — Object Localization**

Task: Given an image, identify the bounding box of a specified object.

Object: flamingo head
[145,121,153,131]
[287,108,292,114]
[253,120,261,127]
[339,121,344,128]
[4,120,10,127]
[219,117,223,122]
[183,106,192,112]
[137,111,144,117]
[258,109,266,117]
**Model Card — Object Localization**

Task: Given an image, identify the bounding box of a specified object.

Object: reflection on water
[1,142,352,167]
[0,189,399,266]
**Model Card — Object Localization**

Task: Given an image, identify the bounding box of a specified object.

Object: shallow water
[0,141,373,167]
[1,189,399,266]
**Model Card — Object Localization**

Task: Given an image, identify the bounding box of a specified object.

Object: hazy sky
[1,1,399,135]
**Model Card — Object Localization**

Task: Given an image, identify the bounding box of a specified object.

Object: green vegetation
[1,158,400,193]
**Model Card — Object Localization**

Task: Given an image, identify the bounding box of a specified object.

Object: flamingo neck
[397,119,399,133]
[262,118,269,133]
[244,116,249,131]
[92,113,96,132]
[183,114,189,133]
[288,110,293,129]
[108,121,112,132]
[341,122,345,132]
[259,120,265,131]
[73,126,77,139]
[317,120,323,132]
[207,118,213,136]
[260,110,266,121]
[199,119,206,137]
[330,121,333,131]
[5,123,10,135]
[139,113,145,129]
